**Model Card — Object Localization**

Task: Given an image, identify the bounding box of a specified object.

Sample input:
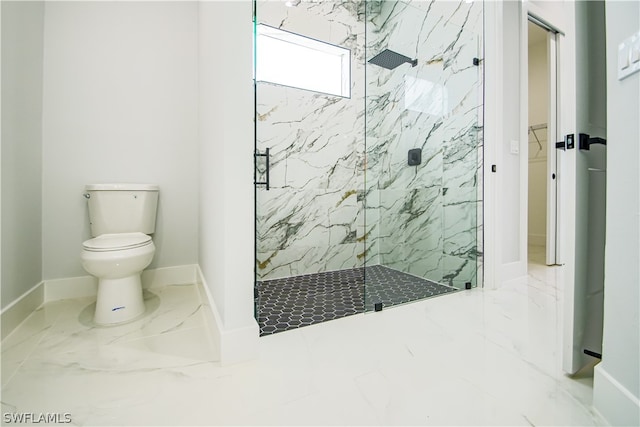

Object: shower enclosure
[254,0,484,336]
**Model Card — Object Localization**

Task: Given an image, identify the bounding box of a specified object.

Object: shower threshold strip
[256,265,458,336]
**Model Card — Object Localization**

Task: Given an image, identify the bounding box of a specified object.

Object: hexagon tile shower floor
[256,265,457,336]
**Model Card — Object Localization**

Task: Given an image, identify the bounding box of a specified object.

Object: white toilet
[80,183,159,325]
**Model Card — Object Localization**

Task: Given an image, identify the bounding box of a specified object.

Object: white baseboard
[195,267,222,362]
[594,364,640,426]
[195,266,259,365]
[142,264,198,289]
[497,260,528,288]
[1,281,45,341]
[45,275,97,302]
[219,322,260,365]
[44,264,200,303]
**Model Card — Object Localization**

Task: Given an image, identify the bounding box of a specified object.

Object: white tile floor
[1,250,607,426]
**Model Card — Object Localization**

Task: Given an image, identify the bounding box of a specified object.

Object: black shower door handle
[255,148,270,190]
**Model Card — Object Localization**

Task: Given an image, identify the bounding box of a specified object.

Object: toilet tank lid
[85,183,159,191]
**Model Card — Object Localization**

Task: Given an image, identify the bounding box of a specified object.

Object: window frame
[255,24,352,98]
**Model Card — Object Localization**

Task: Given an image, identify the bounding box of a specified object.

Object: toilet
[80,183,159,325]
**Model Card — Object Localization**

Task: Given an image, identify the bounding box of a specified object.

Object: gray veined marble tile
[256,0,482,285]
[2,256,605,426]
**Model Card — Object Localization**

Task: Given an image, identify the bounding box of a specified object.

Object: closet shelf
[528,123,547,151]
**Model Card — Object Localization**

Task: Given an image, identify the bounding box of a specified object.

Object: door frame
[484,1,576,289]
[545,27,560,266]
[525,17,561,266]
[521,6,580,376]
[524,8,571,272]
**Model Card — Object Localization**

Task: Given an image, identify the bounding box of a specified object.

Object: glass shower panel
[253,0,367,336]
[364,0,484,311]
[253,0,484,334]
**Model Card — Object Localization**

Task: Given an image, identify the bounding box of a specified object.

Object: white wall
[500,0,524,268]
[199,1,258,363]
[484,0,520,286]
[41,1,199,280]
[594,1,640,424]
[483,0,526,286]
[1,1,44,309]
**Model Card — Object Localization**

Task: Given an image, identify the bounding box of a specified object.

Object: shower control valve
[408,148,422,166]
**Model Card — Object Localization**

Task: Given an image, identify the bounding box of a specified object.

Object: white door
[545,30,559,266]
[562,0,607,375]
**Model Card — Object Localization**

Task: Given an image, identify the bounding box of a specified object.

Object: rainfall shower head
[368,49,417,70]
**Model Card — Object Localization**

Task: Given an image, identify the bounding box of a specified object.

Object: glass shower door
[364,0,484,311]
[253,0,367,336]
[252,0,485,334]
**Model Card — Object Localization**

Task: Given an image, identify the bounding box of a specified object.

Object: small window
[256,24,351,98]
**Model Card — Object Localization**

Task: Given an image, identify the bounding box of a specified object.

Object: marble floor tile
[1,259,607,426]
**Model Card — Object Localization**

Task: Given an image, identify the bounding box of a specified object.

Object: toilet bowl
[81,232,155,325]
[80,183,159,325]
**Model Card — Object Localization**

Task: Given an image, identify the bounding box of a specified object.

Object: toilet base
[94,274,146,325]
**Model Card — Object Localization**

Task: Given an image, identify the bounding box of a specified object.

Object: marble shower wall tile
[256,0,483,285]
[256,1,366,280]
[362,189,381,266]
[366,0,483,286]
[377,187,444,281]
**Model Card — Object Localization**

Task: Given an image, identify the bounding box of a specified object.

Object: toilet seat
[83,232,152,252]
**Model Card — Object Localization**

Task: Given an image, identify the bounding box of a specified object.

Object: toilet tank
[85,183,159,237]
